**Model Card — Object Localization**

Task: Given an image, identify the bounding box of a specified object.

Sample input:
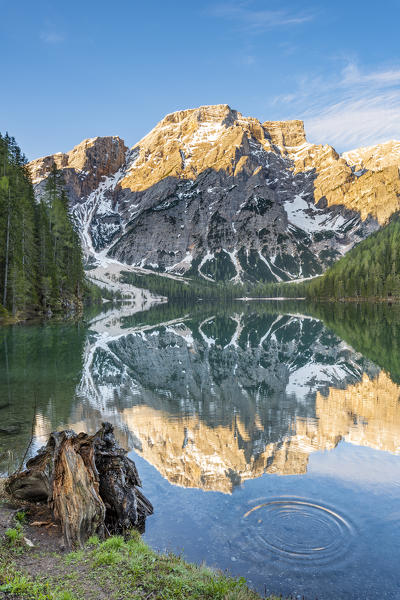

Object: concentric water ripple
[239,497,355,565]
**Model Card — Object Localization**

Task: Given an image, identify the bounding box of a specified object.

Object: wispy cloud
[40,30,65,44]
[210,1,314,33]
[273,62,400,151]
[306,92,400,150]
[341,63,400,87]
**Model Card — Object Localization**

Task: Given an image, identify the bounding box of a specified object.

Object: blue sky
[1,0,400,159]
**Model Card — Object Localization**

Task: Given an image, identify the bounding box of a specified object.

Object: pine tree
[0,133,86,318]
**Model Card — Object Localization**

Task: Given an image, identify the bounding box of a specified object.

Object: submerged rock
[0,424,21,435]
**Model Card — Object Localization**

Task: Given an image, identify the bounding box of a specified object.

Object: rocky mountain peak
[342,139,400,171]
[29,135,128,205]
[120,106,309,194]
[30,136,127,183]
[263,119,307,148]
[158,104,238,128]
[27,104,400,280]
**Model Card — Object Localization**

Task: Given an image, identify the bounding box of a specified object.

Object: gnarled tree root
[5,422,153,547]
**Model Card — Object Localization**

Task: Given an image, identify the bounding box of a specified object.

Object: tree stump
[5,422,153,547]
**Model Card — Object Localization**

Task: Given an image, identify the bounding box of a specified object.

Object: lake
[1,300,399,599]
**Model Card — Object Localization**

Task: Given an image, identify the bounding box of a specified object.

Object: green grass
[0,570,78,600]
[5,525,24,545]
[63,549,85,565]
[15,510,28,524]
[86,535,100,547]
[0,529,280,600]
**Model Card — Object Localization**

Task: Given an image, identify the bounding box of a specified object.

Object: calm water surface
[1,300,399,599]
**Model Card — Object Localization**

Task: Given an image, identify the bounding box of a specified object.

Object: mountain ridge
[28,105,400,282]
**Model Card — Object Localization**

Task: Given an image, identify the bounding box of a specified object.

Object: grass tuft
[15,510,27,524]
[54,592,77,600]
[86,534,100,546]
[5,527,24,545]
[98,534,125,551]
[64,549,85,564]
[92,548,123,566]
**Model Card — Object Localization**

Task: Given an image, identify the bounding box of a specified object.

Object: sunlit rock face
[29,136,129,255]
[28,104,400,280]
[342,140,400,171]
[29,136,128,203]
[32,308,397,493]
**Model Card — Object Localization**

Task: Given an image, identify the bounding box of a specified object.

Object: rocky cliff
[28,105,400,281]
[29,136,128,205]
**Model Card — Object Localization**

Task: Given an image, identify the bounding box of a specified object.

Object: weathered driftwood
[6,422,153,547]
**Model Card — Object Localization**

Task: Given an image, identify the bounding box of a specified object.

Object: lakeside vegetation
[0,499,275,600]
[120,270,309,302]
[0,134,99,323]
[307,213,400,300]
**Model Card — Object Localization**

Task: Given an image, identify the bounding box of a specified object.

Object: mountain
[343,140,400,172]
[28,105,400,282]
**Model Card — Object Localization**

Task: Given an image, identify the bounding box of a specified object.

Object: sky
[1,0,400,160]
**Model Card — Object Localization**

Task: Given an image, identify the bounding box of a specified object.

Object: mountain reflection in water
[1,301,400,600]
[14,302,400,492]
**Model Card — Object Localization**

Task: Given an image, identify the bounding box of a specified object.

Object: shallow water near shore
[1,300,399,599]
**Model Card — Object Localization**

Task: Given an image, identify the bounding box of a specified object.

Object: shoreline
[237,296,306,301]
[307,296,400,303]
[0,480,278,600]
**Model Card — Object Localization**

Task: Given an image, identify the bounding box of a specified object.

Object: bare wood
[6,423,153,547]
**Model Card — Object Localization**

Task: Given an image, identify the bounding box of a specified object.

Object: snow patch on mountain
[284,194,348,234]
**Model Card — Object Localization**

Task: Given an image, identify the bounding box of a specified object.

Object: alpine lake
[1,298,399,600]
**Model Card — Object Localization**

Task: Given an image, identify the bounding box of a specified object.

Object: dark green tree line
[36,165,84,310]
[0,133,85,318]
[306,214,400,300]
